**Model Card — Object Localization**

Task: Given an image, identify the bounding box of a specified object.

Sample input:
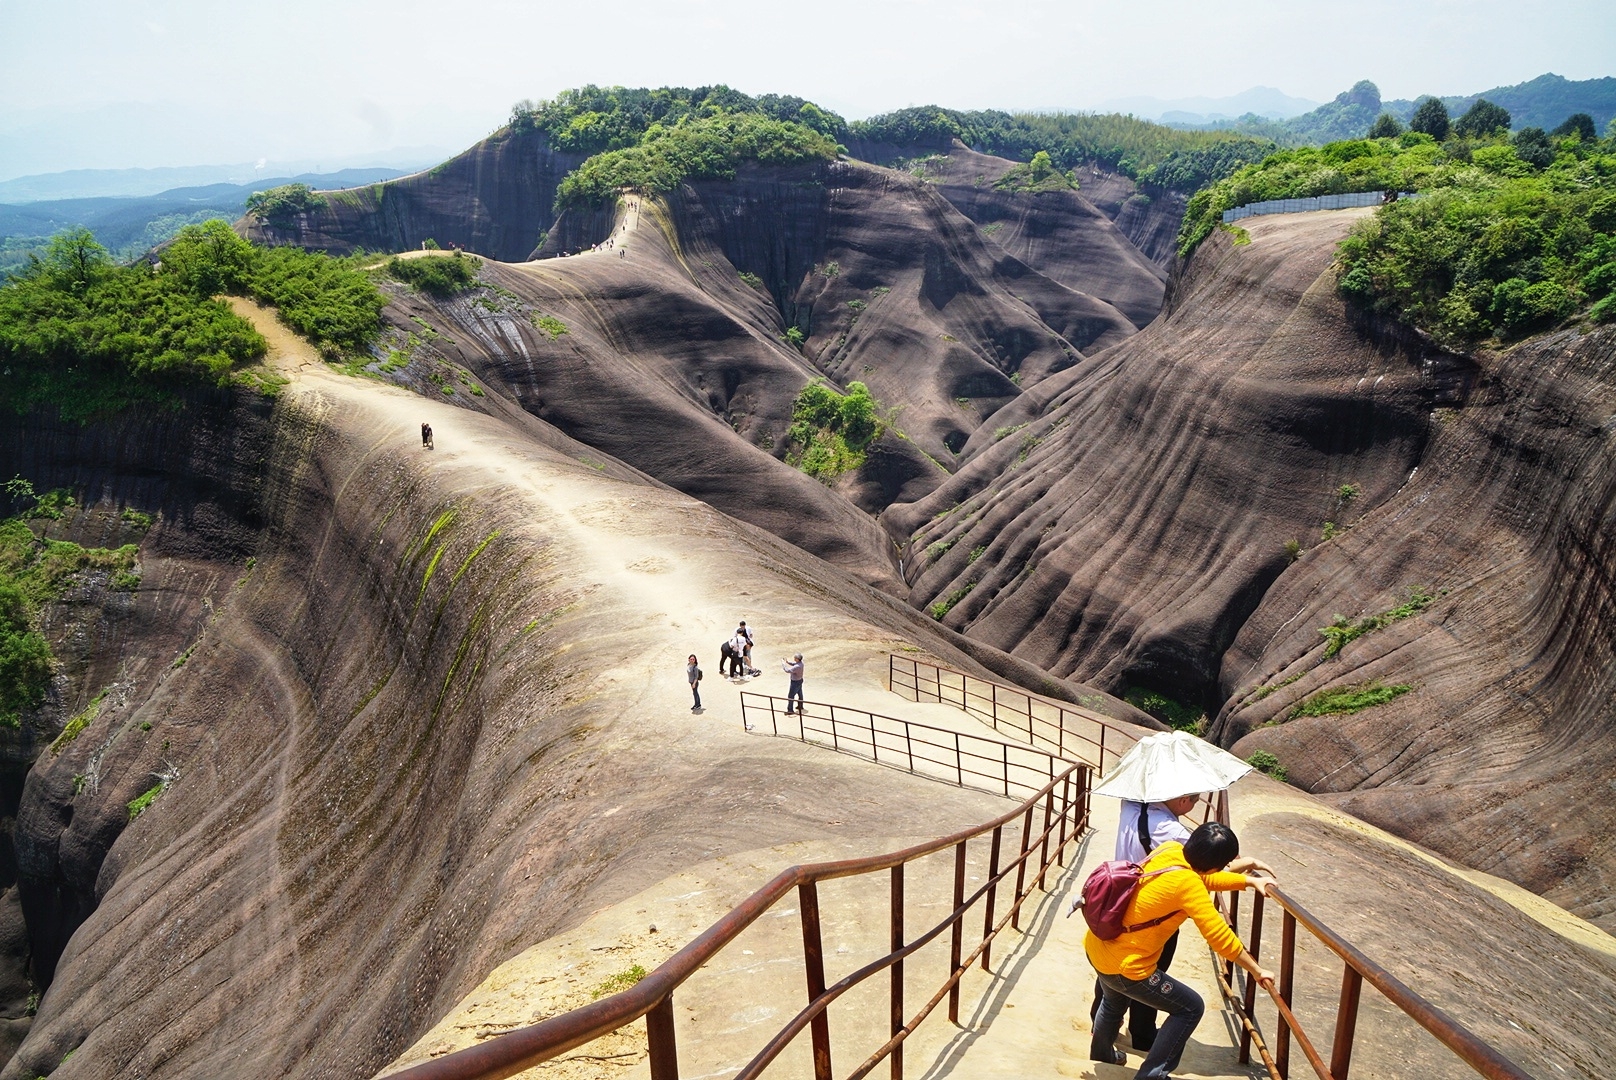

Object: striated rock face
[1214,318,1616,930]
[242,129,586,260]
[883,208,1616,929]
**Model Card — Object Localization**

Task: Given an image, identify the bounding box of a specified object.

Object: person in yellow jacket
[1085,821,1275,1079]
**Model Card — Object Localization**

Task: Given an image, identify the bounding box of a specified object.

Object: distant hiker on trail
[687,654,703,712]
[1085,822,1275,1078]
[736,620,757,676]
[421,423,434,450]
[782,653,804,713]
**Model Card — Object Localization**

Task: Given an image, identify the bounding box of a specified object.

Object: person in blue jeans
[1085,822,1275,1079]
[782,653,804,713]
[687,654,702,712]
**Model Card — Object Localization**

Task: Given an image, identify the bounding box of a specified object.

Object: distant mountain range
[1168,73,1616,145]
[1098,86,1322,123]
[0,168,411,271]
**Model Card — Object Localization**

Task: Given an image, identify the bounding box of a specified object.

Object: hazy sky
[2,0,1613,179]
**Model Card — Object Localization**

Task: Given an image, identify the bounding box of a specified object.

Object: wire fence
[1222,191,1419,223]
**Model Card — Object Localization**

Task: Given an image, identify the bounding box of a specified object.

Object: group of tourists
[685,618,803,715]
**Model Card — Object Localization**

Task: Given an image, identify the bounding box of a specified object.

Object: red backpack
[1074,861,1184,940]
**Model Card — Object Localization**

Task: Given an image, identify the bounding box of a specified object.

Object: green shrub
[993,151,1077,194]
[245,246,385,358]
[928,583,975,620]
[1291,682,1412,717]
[244,183,326,222]
[386,252,481,297]
[554,111,839,209]
[785,380,886,480]
[738,271,763,288]
[1123,687,1206,733]
[120,509,154,529]
[1318,586,1436,658]
[127,783,165,821]
[531,314,569,340]
[50,689,107,753]
[1246,750,1288,782]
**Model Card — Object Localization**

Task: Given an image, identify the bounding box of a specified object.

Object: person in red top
[1085,821,1275,1079]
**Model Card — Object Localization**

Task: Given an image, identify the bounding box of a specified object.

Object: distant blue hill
[0,168,411,271]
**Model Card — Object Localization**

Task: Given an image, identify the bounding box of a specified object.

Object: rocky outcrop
[242,129,586,260]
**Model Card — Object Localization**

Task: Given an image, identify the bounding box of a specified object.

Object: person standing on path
[782,653,804,713]
[421,422,434,450]
[736,620,756,676]
[687,654,703,712]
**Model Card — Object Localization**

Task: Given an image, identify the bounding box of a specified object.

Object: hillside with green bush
[0,221,385,418]
[554,111,841,209]
[1177,122,1616,343]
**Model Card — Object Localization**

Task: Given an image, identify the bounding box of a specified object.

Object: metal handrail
[1212,882,1531,1080]
[383,765,1090,1080]
[739,691,1074,802]
[888,653,1143,775]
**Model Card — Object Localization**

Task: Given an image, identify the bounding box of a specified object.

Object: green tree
[160,220,255,296]
[35,228,112,294]
[1409,97,1451,141]
[1511,127,1556,169]
[1553,113,1597,142]
[1368,113,1403,139]
[1454,98,1512,138]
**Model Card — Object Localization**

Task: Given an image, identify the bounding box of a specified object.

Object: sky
[2,0,1614,180]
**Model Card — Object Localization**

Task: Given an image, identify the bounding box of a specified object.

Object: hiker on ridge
[1087,821,1274,1079]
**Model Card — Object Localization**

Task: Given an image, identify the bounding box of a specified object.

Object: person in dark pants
[1093,794,1273,1050]
[1086,823,1275,1079]
[421,422,434,449]
[687,654,702,712]
[782,653,804,713]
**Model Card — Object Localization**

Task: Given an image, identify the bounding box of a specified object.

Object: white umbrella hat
[1092,730,1253,803]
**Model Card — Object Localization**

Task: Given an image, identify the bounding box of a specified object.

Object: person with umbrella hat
[1087,732,1275,1055]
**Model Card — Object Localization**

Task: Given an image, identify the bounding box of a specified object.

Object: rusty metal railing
[1212,886,1531,1080]
[739,691,1073,802]
[888,654,1142,775]
[381,766,1089,1080]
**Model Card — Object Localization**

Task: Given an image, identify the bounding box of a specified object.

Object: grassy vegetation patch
[1291,682,1412,718]
[591,964,648,1000]
[386,251,481,297]
[531,314,569,340]
[928,583,976,620]
[0,491,142,726]
[50,688,108,754]
[127,783,165,821]
[1246,750,1288,782]
[1319,586,1437,658]
[785,379,886,481]
[1123,687,1206,733]
[993,151,1078,194]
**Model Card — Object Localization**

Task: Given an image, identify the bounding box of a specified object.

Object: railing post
[647,995,679,1080]
[871,710,878,764]
[948,841,967,1023]
[1036,788,1054,889]
[1331,966,1364,1080]
[799,881,834,1080]
[1277,910,1297,1079]
[830,707,838,751]
[1098,724,1105,776]
[982,825,1002,971]
[954,731,963,787]
[1056,773,1070,866]
[891,864,904,1080]
[1012,805,1033,930]
[1239,892,1265,1064]
[906,725,914,772]
[1002,742,1010,798]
